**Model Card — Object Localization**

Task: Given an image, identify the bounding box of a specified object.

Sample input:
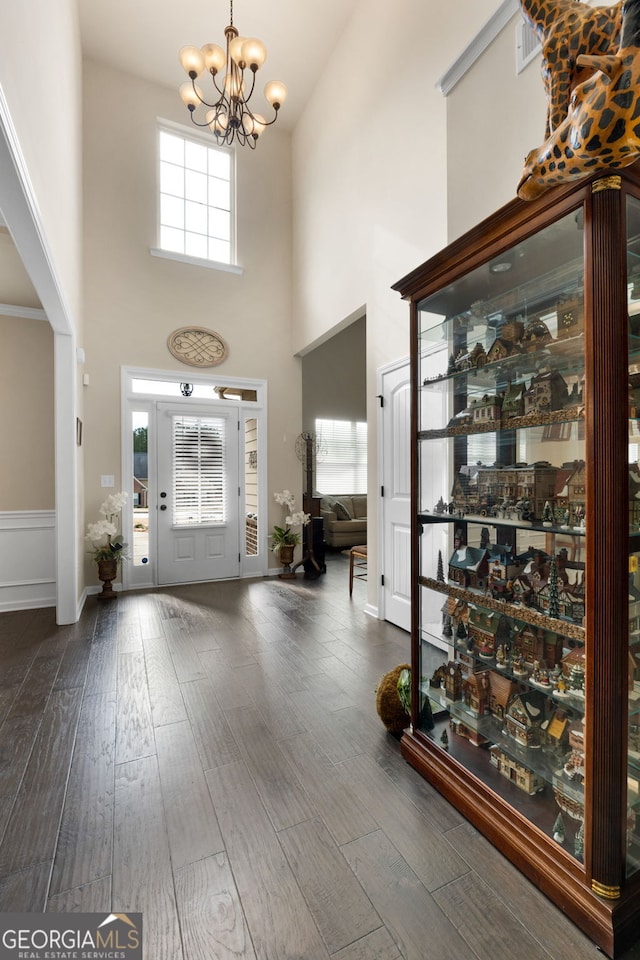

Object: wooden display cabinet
[393,167,640,957]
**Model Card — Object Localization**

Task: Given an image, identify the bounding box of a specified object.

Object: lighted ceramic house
[443,661,464,701]
[500,318,525,344]
[467,606,502,658]
[450,471,473,513]
[514,461,559,518]
[505,690,547,748]
[502,381,526,420]
[487,671,518,720]
[468,342,487,368]
[523,371,569,416]
[542,708,571,752]
[556,293,584,340]
[448,545,489,590]
[463,671,490,715]
[511,623,563,669]
[470,394,502,424]
[522,318,553,351]
[567,460,586,508]
[557,582,585,624]
[486,338,515,363]
[487,544,521,581]
[489,747,546,795]
[561,646,587,684]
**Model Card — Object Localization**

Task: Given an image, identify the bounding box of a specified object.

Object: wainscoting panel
[0,511,56,611]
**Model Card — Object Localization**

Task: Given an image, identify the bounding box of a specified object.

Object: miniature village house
[556,293,584,340]
[512,623,564,670]
[448,546,489,590]
[505,690,547,748]
[524,370,568,415]
[463,671,490,715]
[487,671,518,720]
[489,747,546,795]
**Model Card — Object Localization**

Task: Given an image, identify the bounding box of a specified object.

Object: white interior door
[380,360,412,631]
[156,402,240,584]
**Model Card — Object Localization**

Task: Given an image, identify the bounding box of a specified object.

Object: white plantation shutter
[172,415,226,525]
[315,418,367,495]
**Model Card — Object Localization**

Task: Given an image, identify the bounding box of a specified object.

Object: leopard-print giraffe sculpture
[521,0,622,135]
[518,0,640,198]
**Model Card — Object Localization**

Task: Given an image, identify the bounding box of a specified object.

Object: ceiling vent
[516,18,541,74]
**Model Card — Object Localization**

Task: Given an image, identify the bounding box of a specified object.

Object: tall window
[158,124,234,265]
[315,419,367,495]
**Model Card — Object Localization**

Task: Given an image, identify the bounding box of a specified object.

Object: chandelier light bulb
[264,80,287,109]
[179,80,204,109]
[224,71,245,100]
[251,113,266,138]
[179,45,205,77]
[241,37,267,70]
[242,113,255,135]
[229,35,248,65]
[201,43,226,74]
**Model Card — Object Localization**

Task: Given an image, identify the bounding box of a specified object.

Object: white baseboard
[0,510,56,611]
[364,603,379,619]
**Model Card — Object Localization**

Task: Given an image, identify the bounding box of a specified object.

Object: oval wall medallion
[167,327,228,367]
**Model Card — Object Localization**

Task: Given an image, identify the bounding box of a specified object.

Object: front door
[156,402,240,584]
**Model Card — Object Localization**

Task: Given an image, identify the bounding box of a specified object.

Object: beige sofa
[320,494,367,548]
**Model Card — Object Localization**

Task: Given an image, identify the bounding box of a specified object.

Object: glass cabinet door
[416,209,587,859]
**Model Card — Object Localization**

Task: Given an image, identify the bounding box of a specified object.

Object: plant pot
[277,542,296,579]
[97,558,119,601]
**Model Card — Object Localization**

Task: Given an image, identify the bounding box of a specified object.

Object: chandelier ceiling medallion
[178,0,287,149]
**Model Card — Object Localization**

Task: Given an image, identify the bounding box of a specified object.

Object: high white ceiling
[78,0,359,130]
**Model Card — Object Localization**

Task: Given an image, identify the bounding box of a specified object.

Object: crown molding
[437,0,520,96]
[0,301,46,321]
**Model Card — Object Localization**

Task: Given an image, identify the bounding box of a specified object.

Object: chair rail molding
[0,509,55,610]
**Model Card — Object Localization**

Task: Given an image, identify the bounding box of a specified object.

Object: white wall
[82,60,300,574]
[0,0,82,334]
[446,18,546,240]
[291,0,501,601]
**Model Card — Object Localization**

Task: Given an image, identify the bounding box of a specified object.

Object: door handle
[160,504,167,511]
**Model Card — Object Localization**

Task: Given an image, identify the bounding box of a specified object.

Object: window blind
[172,415,226,525]
[315,418,367,495]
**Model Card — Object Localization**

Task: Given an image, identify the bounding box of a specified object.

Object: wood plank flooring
[0,553,636,959]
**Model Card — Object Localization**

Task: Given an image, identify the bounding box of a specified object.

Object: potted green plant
[271,490,310,576]
[85,491,128,600]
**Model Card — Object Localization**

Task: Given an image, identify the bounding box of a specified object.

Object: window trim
[154,118,240,272]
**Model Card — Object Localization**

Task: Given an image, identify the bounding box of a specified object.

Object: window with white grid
[158,124,234,265]
[315,418,367,495]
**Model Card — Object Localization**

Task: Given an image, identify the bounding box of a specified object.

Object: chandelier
[178,0,287,149]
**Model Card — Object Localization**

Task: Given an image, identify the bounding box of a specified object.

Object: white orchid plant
[85,491,129,564]
[271,490,310,557]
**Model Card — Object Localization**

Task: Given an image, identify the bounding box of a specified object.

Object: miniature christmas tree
[440,729,449,750]
[480,526,490,549]
[437,550,445,583]
[542,500,554,526]
[456,620,468,643]
[569,663,585,693]
[552,811,565,844]
[548,556,560,619]
[574,820,585,862]
[442,614,453,638]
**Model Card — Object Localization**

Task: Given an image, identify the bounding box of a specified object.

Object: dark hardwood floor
[0,553,636,959]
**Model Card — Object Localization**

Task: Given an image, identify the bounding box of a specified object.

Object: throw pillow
[333,500,353,521]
